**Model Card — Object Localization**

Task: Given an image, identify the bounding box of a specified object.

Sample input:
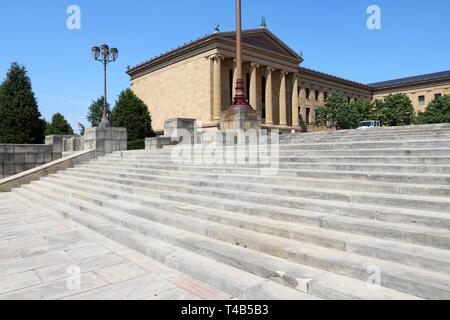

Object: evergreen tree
[111,89,153,145]
[45,113,74,135]
[416,95,450,124]
[0,62,45,143]
[87,96,111,127]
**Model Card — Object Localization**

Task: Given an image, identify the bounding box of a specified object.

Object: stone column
[279,71,288,126]
[291,74,299,126]
[250,62,259,111]
[265,67,274,125]
[299,87,307,120]
[211,54,223,120]
[318,91,325,106]
[232,59,237,97]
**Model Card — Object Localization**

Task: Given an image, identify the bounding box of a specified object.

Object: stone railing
[45,135,84,154]
[0,149,95,192]
[0,144,62,179]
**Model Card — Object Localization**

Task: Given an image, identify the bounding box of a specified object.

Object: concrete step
[280,124,450,138]
[107,147,450,158]
[10,189,317,300]
[54,171,450,231]
[56,170,450,249]
[85,161,450,197]
[66,166,450,212]
[106,154,450,165]
[17,181,448,299]
[93,159,450,175]
[39,175,450,275]
[13,186,422,300]
[280,133,450,143]
[87,159,450,186]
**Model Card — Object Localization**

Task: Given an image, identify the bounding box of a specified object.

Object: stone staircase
[11,124,450,300]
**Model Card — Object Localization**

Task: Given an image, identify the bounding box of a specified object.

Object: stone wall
[0,145,61,179]
[131,49,215,133]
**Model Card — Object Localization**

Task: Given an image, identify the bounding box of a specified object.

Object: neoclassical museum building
[127,27,450,134]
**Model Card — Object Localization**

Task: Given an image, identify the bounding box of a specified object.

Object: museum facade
[127,28,450,133]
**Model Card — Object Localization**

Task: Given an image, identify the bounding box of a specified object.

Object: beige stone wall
[373,82,450,113]
[131,50,215,132]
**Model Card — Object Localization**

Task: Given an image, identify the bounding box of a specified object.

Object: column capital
[280,70,289,76]
[250,62,260,68]
[266,66,275,72]
[209,53,225,61]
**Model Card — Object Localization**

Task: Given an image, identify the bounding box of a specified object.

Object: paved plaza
[0,193,233,300]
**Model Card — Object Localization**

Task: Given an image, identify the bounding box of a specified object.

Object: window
[305,108,311,125]
[324,92,328,101]
[315,90,319,101]
[305,88,311,100]
[435,93,442,100]
[418,95,426,105]
[314,109,319,124]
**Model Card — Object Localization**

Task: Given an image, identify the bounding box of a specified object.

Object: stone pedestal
[164,118,198,144]
[84,127,127,157]
[146,118,198,150]
[220,107,261,132]
[45,135,64,154]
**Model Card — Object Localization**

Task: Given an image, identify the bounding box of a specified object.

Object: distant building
[127,28,450,134]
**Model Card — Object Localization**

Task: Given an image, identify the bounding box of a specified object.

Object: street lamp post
[91,44,119,127]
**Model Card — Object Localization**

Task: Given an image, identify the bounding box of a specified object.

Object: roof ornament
[213,24,220,33]
[260,16,267,28]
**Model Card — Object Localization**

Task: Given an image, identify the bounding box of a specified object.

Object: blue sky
[0,0,449,133]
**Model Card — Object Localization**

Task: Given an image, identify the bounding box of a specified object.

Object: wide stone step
[10,189,317,300]
[67,166,450,212]
[17,181,448,299]
[280,140,450,150]
[56,170,450,248]
[281,125,450,138]
[86,161,450,197]
[107,153,450,165]
[94,159,450,175]
[280,133,450,143]
[54,171,450,231]
[91,158,450,186]
[107,148,450,159]
[14,186,423,300]
[39,175,450,275]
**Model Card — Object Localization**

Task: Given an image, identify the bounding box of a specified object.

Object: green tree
[87,96,111,127]
[0,62,45,144]
[45,113,74,135]
[335,103,361,129]
[350,100,378,122]
[377,93,414,127]
[111,89,153,149]
[316,94,348,127]
[416,95,450,124]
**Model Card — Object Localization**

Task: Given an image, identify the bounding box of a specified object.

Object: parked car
[358,120,381,129]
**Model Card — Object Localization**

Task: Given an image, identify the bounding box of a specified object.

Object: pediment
[220,29,301,62]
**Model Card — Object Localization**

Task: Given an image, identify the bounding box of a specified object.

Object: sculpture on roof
[260,16,267,28]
